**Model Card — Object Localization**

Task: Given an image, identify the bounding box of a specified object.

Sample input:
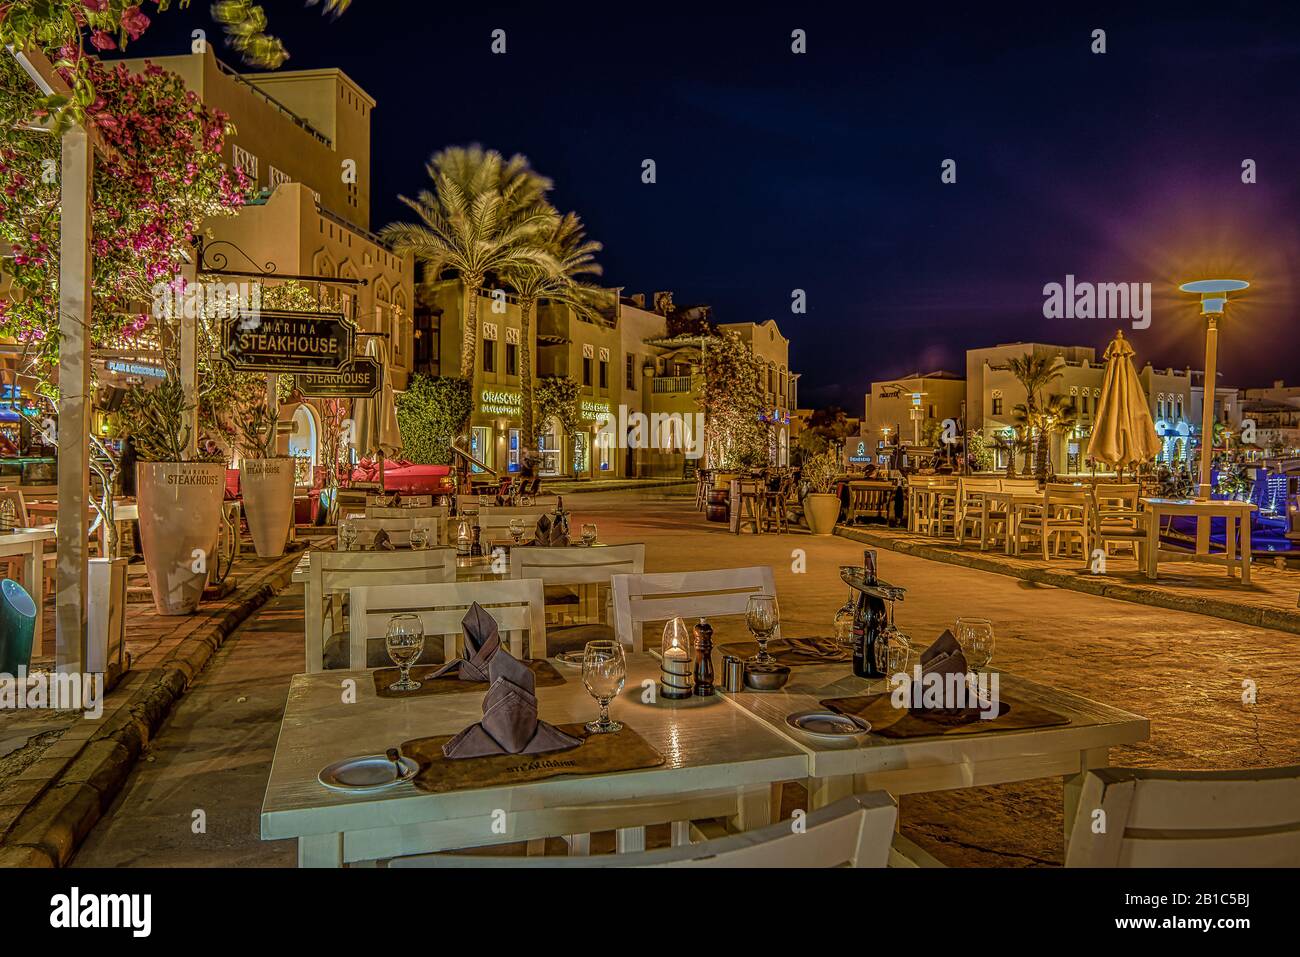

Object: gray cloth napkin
[533,514,569,547]
[427,602,502,681]
[909,629,972,714]
[372,528,396,551]
[441,648,582,759]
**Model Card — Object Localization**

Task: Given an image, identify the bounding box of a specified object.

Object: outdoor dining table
[261,652,808,866]
[719,661,1148,852]
[262,648,1149,866]
[1140,497,1257,584]
[0,526,55,652]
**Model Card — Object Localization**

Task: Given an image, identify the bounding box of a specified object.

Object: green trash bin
[0,578,37,675]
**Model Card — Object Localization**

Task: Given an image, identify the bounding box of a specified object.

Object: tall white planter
[87,557,127,675]
[240,457,295,558]
[137,462,226,616]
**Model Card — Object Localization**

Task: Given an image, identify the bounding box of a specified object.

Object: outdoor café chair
[1065,764,1300,867]
[388,792,898,868]
[1013,483,1091,561]
[509,543,646,653]
[610,565,779,652]
[1089,483,1147,562]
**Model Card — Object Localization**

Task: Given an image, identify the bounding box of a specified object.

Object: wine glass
[582,640,626,734]
[955,617,995,677]
[745,594,780,666]
[337,521,356,552]
[409,526,428,550]
[385,614,425,692]
[833,569,857,647]
[581,523,598,546]
[508,517,526,544]
[873,629,911,681]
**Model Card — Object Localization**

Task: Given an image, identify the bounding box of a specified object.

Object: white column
[55,124,93,674]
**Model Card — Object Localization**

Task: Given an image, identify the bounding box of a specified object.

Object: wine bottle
[852,550,888,679]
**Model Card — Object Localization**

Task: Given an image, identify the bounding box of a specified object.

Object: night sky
[114,1,1300,408]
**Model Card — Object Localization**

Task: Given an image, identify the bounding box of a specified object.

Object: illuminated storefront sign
[480,389,522,416]
[581,400,612,422]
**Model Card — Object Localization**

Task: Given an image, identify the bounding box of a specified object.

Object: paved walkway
[74,487,1300,867]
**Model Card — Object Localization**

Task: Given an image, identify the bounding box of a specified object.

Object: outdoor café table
[982,492,1044,554]
[0,527,55,652]
[260,652,809,866]
[719,662,1148,851]
[1140,497,1256,585]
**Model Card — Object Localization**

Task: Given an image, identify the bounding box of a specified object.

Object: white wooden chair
[348,577,548,666]
[955,477,1003,547]
[1013,483,1091,561]
[611,565,779,652]
[366,494,433,508]
[475,507,552,543]
[1065,764,1300,867]
[364,504,448,521]
[509,544,646,653]
[388,793,898,868]
[346,516,442,547]
[304,547,458,672]
[1089,483,1146,562]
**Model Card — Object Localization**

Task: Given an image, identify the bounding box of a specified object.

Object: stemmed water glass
[582,640,626,734]
[338,521,356,552]
[833,568,857,647]
[509,517,526,544]
[385,614,425,692]
[955,616,995,677]
[873,626,911,682]
[581,523,598,547]
[409,526,428,550]
[745,594,780,666]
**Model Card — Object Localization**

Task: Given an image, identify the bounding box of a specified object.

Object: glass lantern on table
[659,617,693,699]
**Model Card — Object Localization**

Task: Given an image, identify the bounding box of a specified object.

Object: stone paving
[72,487,1300,867]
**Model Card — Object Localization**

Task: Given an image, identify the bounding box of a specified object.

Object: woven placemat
[819,692,1071,739]
[372,659,567,699]
[401,724,665,793]
[717,636,851,667]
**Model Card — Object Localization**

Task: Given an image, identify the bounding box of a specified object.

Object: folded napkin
[533,514,569,547]
[372,528,396,551]
[909,629,974,715]
[442,648,582,759]
[427,602,501,681]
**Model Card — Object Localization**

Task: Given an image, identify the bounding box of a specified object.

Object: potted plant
[802,450,842,535]
[235,396,295,558]
[122,377,227,616]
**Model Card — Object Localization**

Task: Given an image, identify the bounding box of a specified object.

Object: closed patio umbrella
[352,336,402,490]
[1087,330,1161,473]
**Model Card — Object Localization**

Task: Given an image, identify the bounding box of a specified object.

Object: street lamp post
[1179,280,1249,499]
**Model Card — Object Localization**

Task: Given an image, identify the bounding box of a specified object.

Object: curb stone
[0,550,300,866]
[834,525,1300,636]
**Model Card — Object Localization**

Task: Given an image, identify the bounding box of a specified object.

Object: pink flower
[120,6,151,41]
[90,30,116,51]
[82,0,109,12]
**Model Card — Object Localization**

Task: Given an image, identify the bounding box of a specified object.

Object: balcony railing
[652,375,694,394]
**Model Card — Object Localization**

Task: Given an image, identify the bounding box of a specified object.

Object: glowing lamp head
[1179,279,1249,316]
[661,617,691,660]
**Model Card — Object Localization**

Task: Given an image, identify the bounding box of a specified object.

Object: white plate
[785,710,871,738]
[318,754,418,792]
[554,650,585,666]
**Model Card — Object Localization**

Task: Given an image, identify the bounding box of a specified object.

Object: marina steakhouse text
[233,331,340,353]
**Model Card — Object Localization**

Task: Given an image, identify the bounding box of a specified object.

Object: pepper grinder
[692,618,715,696]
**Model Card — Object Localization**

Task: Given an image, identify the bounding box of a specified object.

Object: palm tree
[1006,353,1064,481]
[381,146,557,379]
[501,211,606,445]
[1039,394,1078,478]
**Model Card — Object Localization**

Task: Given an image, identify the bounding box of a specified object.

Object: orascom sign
[221,309,355,373]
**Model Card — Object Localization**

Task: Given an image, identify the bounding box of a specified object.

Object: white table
[0,527,56,652]
[261,653,808,866]
[262,650,1150,865]
[1141,497,1256,584]
[719,662,1148,851]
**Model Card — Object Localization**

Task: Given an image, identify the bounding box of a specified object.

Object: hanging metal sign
[294,356,383,398]
[220,309,355,372]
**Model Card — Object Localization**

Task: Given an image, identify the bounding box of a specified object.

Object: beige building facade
[117,47,414,475]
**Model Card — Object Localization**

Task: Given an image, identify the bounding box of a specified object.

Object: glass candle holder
[659,617,693,699]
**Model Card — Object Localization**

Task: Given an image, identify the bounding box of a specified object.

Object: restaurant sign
[480,388,522,416]
[220,309,355,373]
[294,357,383,398]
